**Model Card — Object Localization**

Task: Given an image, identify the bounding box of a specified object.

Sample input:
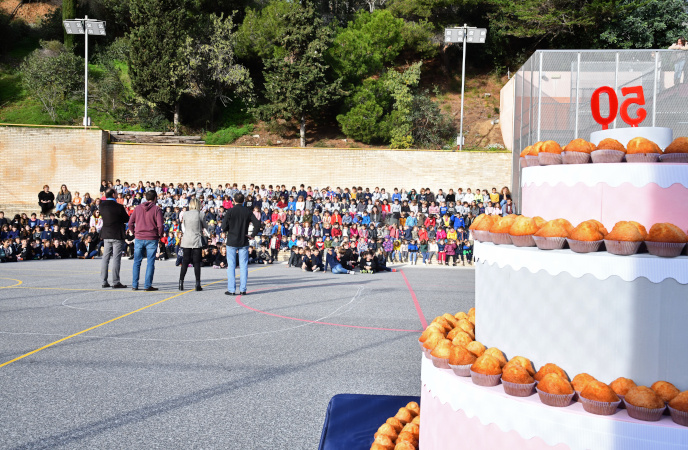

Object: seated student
[444,239,458,266]
[257,245,273,264]
[461,239,473,265]
[374,248,395,272]
[301,247,315,272]
[360,251,377,274]
[288,247,304,268]
[214,246,228,269]
[42,240,58,259]
[324,247,353,274]
[247,246,258,264]
[311,248,323,271]
[0,239,17,263]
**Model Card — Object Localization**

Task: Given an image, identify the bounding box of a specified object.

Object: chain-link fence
[509,49,688,209]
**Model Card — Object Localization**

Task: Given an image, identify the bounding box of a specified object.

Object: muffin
[456,318,475,336]
[471,214,495,241]
[394,407,415,424]
[371,434,395,450]
[580,380,621,415]
[502,363,536,397]
[610,377,637,397]
[431,316,454,332]
[563,138,595,164]
[537,373,575,407]
[534,363,568,382]
[401,422,420,440]
[441,313,458,327]
[646,222,688,257]
[454,311,469,321]
[506,356,536,376]
[422,333,445,354]
[374,423,398,441]
[470,354,503,386]
[534,219,573,250]
[668,391,688,426]
[465,340,486,357]
[489,216,518,245]
[450,331,473,348]
[449,344,477,366]
[509,216,541,247]
[468,307,475,325]
[386,417,404,433]
[604,221,645,255]
[484,347,508,367]
[394,442,416,450]
[651,381,681,404]
[405,401,420,417]
[596,138,626,152]
[430,339,452,368]
[539,140,563,165]
[624,386,666,421]
[411,415,420,425]
[627,137,661,154]
[395,431,418,448]
[662,137,688,162]
[592,138,626,163]
[571,373,597,393]
[418,327,443,344]
[568,221,605,253]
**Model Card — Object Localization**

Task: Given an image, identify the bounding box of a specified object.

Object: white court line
[0,285,366,343]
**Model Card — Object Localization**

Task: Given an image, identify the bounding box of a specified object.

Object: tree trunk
[300,115,306,147]
[62,0,76,48]
[173,102,180,135]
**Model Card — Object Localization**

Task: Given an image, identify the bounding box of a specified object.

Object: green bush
[409,89,456,149]
[336,79,392,144]
[204,123,254,145]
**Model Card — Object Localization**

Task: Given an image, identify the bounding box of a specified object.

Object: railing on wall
[510,49,688,209]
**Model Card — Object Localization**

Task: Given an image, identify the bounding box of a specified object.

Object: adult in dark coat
[100,188,130,288]
[221,193,261,295]
[38,185,55,214]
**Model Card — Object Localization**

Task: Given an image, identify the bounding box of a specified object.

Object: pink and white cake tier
[521,163,688,231]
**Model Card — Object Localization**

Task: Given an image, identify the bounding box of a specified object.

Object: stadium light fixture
[445,25,487,150]
[63,16,107,127]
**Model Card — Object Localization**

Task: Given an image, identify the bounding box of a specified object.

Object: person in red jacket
[128,190,164,291]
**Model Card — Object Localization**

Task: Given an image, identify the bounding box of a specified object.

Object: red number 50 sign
[591,85,647,130]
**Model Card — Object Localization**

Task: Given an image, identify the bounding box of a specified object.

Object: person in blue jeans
[408,239,419,265]
[127,191,164,291]
[221,193,262,295]
[324,247,354,274]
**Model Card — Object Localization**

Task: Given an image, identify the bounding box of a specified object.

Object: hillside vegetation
[1,0,686,149]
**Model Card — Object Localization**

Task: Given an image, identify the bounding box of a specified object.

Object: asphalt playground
[0,259,475,449]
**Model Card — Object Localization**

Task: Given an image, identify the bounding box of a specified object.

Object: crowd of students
[0,181,515,270]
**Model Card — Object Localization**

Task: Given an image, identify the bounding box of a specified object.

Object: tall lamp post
[63,16,106,127]
[445,25,487,150]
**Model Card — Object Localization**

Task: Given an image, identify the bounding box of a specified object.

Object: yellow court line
[0,266,270,368]
[10,286,178,293]
[0,278,23,289]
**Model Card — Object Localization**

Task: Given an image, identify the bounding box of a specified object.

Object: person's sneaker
[225,291,235,295]
[112,283,127,289]
[313,267,321,272]
[102,282,111,288]
[144,286,159,291]
[132,287,139,291]
[391,269,397,272]
[239,291,247,295]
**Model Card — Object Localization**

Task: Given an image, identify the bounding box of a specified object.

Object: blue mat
[318,393,421,450]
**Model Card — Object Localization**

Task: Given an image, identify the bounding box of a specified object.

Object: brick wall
[0,125,106,215]
[0,125,513,214]
[106,143,512,194]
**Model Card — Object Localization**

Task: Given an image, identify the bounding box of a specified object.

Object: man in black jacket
[100,188,130,288]
[222,193,262,295]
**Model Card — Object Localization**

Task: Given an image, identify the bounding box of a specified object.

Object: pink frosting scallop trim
[419,385,571,450]
[522,182,688,231]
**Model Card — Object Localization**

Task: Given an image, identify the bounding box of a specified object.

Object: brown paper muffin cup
[591,149,625,163]
[430,354,450,369]
[566,238,602,253]
[618,394,626,409]
[580,397,621,415]
[536,388,574,407]
[660,153,688,163]
[520,157,527,169]
[533,236,566,250]
[472,230,491,242]
[562,151,591,164]
[624,401,666,421]
[510,234,536,247]
[645,241,686,258]
[503,380,536,397]
[490,232,512,245]
[604,240,642,256]
[418,340,425,351]
[525,155,540,167]
[625,153,660,163]
[668,406,688,426]
[448,363,472,377]
[470,370,502,387]
[422,347,433,359]
[538,152,563,166]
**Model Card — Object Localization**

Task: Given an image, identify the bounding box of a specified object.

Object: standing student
[179,198,206,291]
[221,193,262,295]
[128,190,164,291]
[99,188,130,288]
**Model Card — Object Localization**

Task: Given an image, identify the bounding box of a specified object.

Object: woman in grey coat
[179,198,206,291]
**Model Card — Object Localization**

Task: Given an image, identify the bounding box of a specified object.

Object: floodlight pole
[84,15,89,127]
[459,24,467,150]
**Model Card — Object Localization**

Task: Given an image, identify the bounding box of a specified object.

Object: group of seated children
[286,244,397,274]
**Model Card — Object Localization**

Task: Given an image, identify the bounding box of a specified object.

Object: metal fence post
[537,52,543,142]
[575,53,581,139]
[529,57,534,146]
[613,52,619,129]
[652,52,659,127]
